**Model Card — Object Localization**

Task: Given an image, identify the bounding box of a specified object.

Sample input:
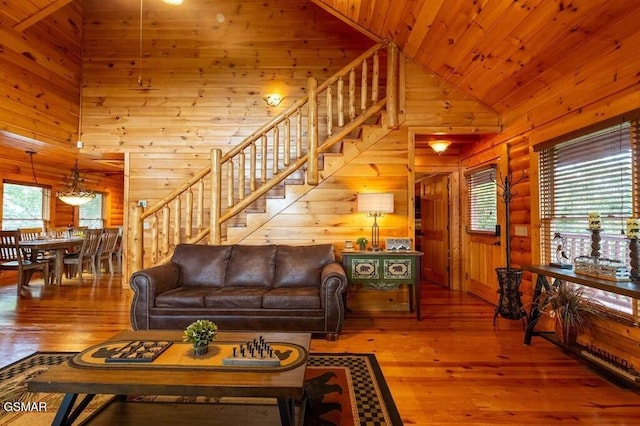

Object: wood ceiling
[3,0,640,166]
[312,0,640,114]
[0,0,74,32]
[5,0,638,114]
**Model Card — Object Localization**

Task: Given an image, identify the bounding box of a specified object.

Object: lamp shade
[56,161,96,206]
[428,140,451,154]
[357,193,394,214]
[263,94,284,107]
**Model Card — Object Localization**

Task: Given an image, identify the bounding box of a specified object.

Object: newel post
[307,76,319,185]
[132,204,144,272]
[386,42,399,129]
[209,148,222,245]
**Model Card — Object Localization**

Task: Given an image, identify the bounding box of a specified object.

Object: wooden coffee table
[28,330,311,426]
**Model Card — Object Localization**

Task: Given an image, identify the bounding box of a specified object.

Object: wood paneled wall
[0,0,124,253]
[80,0,376,154]
[243,130,410,247]
[0,1,81,148]
[403,61,500,132]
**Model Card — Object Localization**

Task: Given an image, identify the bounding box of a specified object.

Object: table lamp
[357,193,394,251]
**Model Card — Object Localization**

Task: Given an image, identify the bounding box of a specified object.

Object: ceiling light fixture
[263,94,284,107]
[428,139,451,154]
[161,0,184,5]
[57,161,96,206]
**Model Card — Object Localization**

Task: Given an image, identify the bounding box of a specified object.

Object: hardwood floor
[1,275,639,424]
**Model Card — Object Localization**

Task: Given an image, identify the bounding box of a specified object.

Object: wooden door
[420,175,449,287]
[463,160,505,304]
[466,233,502,302]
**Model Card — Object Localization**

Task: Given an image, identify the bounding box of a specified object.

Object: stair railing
[132,41,399,271]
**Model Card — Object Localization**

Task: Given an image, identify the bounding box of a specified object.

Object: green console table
[341,250,423,320]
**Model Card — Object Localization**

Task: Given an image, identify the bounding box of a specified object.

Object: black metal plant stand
[493,171,529,328]
[494,267,527,327]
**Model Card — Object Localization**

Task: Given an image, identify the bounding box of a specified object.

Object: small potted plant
[355,237,368,251]
[183,319,218,355]
[542,283,603,347]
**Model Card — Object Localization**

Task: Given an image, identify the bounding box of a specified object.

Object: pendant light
[57,161,96,206]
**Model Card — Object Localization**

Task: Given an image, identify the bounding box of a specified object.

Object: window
[79,194,104,229]
[539,120,640,316]
[465,166,497,232]
[2,182,50,230]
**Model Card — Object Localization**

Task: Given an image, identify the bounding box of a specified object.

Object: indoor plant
[183,319,218,355]
[355,237,368,251]
[542,283,603,347]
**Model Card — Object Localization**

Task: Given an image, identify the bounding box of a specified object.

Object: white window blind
[539,120,640,317]
[466,166,497,232]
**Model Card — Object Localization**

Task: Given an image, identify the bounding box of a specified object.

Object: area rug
[0,352,402,425]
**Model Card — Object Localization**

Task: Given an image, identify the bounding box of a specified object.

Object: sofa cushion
[155,286,214,308]
[204,287,266,308]
[273,244,335,288]
[262,287,321,309]
[172,244,232,287]
[225,245,277,288]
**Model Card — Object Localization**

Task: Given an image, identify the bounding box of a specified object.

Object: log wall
[460,24,640,382]
[0,148,123,285]
[0,149,124,226]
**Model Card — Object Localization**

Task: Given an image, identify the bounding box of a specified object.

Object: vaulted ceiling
[3,0,640,169]
[312,0,640,114]
[5,0,639,116]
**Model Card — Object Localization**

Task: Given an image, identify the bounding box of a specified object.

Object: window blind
[466,166,497,232]
[539,120,640,318]
[540,122,636,260]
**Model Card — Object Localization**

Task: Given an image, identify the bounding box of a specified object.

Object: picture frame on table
[385,238,412,251]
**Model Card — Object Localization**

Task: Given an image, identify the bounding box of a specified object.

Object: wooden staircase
[226,114,395,243]
[132,41,400,270]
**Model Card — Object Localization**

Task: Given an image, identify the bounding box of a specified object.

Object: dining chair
[113,233,123,274]
[0,230,50,294]
[63,229,102,284]
[95,228,120,276]
[18,227,55,285]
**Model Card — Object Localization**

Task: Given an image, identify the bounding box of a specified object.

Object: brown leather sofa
[130,243,348,340]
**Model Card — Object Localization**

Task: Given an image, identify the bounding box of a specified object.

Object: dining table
[20,237,84,285]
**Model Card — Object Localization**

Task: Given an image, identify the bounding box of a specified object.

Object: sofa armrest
[320,262,348,334]
[129,263,180,330]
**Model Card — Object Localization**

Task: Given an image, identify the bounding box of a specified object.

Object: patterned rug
[0,352,402,425]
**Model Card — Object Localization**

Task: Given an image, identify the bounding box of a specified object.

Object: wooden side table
[341,250,423,320]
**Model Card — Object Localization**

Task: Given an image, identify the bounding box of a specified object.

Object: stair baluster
[133,41,398,272]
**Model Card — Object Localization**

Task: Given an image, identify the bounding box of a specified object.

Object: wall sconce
[263,94,284,107]
[428,139,451,154]
[357,193,394,251]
